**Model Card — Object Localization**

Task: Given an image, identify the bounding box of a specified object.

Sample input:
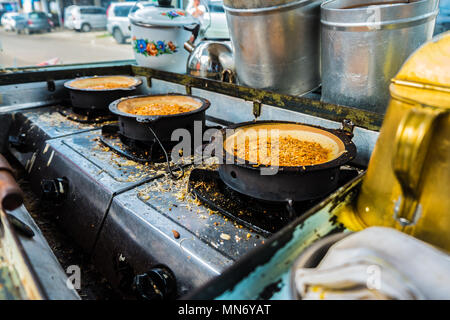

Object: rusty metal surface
[0,207,46,300]
[7,205,80,300]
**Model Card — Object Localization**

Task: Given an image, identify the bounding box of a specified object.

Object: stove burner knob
[9,133,28,153]
[132,266,176,300]
[41,177,69,201]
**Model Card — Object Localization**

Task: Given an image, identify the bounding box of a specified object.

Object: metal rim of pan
[108,93,211,121]
[64,75,143,92]
[218,120,357,173]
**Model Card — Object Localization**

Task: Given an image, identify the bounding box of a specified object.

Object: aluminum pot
[224,0,322,95]
[320,0,439,113]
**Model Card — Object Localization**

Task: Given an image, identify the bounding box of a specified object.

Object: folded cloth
[295,227,450,300]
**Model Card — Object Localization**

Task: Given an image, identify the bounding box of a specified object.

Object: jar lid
[129,6,196,27]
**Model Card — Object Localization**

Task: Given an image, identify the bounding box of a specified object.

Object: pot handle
[332,119,355,139]
[184,23,201,45]
[392,106,447,227]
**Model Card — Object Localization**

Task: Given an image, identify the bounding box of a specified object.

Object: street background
[0,27,134,68]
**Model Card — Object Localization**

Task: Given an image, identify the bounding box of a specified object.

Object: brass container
[343,32,450,251]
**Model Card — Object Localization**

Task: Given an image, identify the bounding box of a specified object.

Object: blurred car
[204,0,229,39]
[64,5,107,32]
[435,0,450,35]
[0,9,7,24]
[16,12,51,34]
[1,12,24,31]
[106,1,156,44]
[47,12,60,28]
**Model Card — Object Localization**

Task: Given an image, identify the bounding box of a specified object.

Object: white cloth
[294,227,450,300]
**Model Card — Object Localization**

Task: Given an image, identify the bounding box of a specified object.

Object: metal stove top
[58,130,169,184]
[8,105,109,168]
[1,64,381,299]
[93,165,268,296]
[22,127,183,254]
[8,105,270,296]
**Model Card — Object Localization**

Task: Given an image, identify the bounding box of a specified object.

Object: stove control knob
[9,133,29,153]
[41,177,69,201]
[132,266,176,300]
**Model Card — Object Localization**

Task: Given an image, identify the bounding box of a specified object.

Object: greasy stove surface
[8,105,111,168]
[93,165,267,296]
[135,166,265,259]
[59,130,169,185]
[9,108,270,294]
[24,128,183,253]
[12,105,104,139]
[58,108,116,124]
[189,169,319,236]
[10,104,172,187]
[7,103,364,297]
[8,104,269,294]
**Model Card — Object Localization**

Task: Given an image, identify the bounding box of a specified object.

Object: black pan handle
[337,119,355,139]
[184,23,201,43]
[7,214,34,238]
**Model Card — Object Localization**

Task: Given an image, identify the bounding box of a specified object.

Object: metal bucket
[224,0,323,95]
[320,0,439,113]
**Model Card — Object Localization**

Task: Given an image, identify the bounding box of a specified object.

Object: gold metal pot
[340,32,450,251]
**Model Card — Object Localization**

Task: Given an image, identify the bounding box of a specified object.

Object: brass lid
[390,31,450,109]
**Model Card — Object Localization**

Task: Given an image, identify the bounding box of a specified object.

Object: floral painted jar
[129,6,199,73]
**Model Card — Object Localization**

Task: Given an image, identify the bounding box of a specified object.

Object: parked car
[47,12,60,28]
[64,5,107,32]
[16,12,52,34]
[0,9,7,24]
[107,1,155,44]
[1,12,24,31]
